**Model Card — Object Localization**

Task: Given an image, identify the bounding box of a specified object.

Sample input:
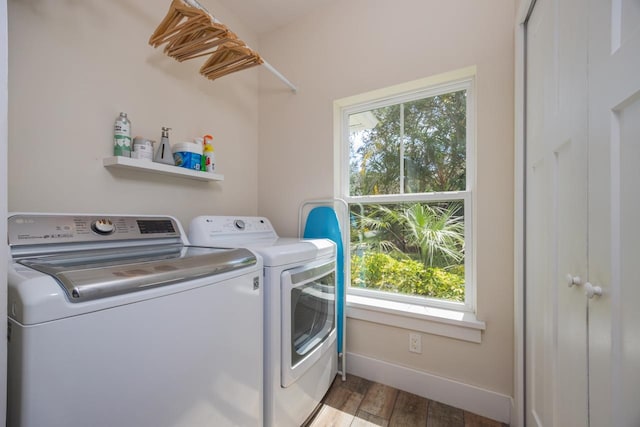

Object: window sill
[346,294,486,343]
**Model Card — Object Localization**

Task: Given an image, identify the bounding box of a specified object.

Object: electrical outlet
[409,333,422,354]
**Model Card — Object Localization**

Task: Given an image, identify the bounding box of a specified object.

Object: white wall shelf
[103,156,224,182]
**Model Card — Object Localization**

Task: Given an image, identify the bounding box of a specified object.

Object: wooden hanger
[165,26,241,62]
[199,43,263,81]
[150,0,264,82]
[149,0,208,48]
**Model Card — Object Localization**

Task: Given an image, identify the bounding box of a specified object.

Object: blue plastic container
[172,142,202,171]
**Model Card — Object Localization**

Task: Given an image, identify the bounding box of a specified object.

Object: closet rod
[184,0,298,93]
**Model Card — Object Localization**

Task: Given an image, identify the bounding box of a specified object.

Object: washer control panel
[8,214,180,247]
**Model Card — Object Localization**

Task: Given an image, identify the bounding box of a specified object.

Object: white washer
[7,213,263,427]
[189,216,338,427]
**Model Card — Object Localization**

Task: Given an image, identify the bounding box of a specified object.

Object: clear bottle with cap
[113,112,131,157]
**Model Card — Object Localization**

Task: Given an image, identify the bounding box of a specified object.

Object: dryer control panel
[189,216,278,246]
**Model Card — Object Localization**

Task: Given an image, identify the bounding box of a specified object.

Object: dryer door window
[281,259,336,388]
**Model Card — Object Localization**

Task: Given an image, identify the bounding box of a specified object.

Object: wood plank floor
[304,375,508,427]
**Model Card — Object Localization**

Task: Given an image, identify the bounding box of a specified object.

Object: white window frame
[334,67,484,341]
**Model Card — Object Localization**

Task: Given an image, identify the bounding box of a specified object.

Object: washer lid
[18,245,256,302]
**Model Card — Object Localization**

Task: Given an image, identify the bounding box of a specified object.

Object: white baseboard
[346,352,511,424]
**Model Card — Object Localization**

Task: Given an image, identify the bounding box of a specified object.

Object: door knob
[584,282,603,299]
[566,274,582,287]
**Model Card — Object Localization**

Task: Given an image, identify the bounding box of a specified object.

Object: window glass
[349,90,467,196]
[403,91,467,192]
[350,201,465,302]
[291,273,335,365]
[340,79,473,310]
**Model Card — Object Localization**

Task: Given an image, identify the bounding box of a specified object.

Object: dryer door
[281,259,336,388]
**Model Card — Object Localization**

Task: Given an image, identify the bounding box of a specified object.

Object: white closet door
[525,0,589,425]
[524,2,555,410]
[587,1,640,426]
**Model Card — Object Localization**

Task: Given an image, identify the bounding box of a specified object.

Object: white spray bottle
[154,127,175,165]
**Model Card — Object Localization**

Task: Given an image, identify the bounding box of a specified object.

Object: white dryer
[7,213,263,427]
[189,216,338,427]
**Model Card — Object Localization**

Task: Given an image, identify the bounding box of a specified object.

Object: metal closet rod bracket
[183,0,298,93]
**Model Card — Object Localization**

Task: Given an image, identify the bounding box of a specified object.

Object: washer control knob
[234,219,245,230]
[92,219,115,235]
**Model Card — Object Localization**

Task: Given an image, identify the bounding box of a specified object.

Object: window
[336,71,475,312]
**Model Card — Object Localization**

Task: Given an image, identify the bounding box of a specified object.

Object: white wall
[257,0,515,397]
[8,0,261,226]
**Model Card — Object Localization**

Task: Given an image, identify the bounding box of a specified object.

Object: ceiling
[214,0,336,35]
